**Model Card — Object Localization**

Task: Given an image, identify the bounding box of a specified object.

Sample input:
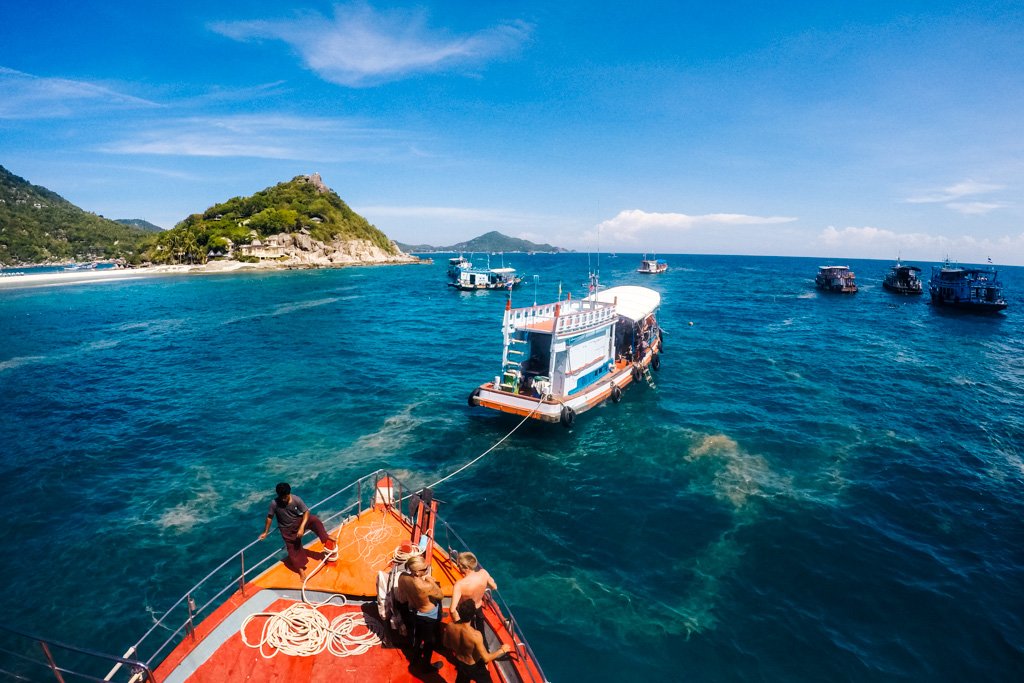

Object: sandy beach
[0,260,292,290]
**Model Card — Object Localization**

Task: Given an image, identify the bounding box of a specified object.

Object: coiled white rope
[240,530,382,659]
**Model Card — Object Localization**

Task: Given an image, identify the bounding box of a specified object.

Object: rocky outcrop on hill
[238,231,419,267]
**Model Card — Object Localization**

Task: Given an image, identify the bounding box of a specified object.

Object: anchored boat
[928,260,1007,313]
[468,277,663,427]
[815,265,858,293]
[882,260,923,295]
[1,471,546,683]
[637,254,668,274]
[447,255,523,291]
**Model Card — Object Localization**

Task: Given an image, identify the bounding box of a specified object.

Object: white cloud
[905,179,1008,215]
[211,3,530,87]
[818,225,1024,264]
[945,201,1007,215]
[98,114,419,161]
[595,209,796,243]
[0,66,158,119]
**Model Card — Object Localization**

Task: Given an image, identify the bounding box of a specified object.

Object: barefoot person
[258,482,335,581]
[397,555,444,670]
[450,552,497,632]
[443,601,511,683]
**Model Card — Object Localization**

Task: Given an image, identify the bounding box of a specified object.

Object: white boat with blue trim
[468,277,663,426]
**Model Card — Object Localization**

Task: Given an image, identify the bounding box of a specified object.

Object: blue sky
[2,1,1023,263]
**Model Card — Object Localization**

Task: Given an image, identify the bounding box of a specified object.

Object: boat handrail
[0,623,154,683]
[434,518,550,683]
[127,469,402,673]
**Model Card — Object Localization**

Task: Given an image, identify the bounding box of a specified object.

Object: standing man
[397,555,444,671]
[258,482,335,581]
[443,601,511,683]
[450,552,497,632]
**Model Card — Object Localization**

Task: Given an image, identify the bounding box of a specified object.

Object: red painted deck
[152,505,544,683]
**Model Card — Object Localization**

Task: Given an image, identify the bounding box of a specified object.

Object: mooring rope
[425,396,544,490]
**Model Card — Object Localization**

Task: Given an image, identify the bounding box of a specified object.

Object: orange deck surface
[252,506,457,598]
[153,506,485,683]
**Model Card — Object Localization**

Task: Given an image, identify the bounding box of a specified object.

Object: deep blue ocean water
[1,254,1022,682]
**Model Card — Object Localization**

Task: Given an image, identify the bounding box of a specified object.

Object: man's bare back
[451,552,497,621]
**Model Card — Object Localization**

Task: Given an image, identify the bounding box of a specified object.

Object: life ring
[611,385,622,403]
[652,353,661,371]
[631,365,642,382]
[467,387,481,407]
[560,406,575,428]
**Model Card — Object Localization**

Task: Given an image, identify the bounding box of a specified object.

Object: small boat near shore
[1,471,546,683]
[468,275,663,427]
[637,254,667,274]
[882,260,923,295]
[446,255,523,291]
[815,265,858,293]
[928,260,1007,313]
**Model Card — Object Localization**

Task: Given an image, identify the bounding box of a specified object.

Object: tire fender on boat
[560,405,575,428]
[652,353,661,371]
[468,387,481,407]
[658,328,664,352]
[611,385,622,403]
[631,365,642,383]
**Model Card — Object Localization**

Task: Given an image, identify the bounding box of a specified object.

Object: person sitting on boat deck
[397,555,444,671]
[450,552,497,633]
[443,600,511,683]
[258,482,336,581]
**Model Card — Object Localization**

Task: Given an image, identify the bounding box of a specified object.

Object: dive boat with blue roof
[468,276,663,427]
[1,471,547,683]
[928,260,1007,313]
[637,254,667,274]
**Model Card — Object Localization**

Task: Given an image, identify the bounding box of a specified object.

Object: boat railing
[115,469,408,681]
[0,624,154,683]
[433,518,549,683]
[506,298,616,337]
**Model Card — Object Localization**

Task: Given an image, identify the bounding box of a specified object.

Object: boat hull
[929,294,1008,313]
[471,344,661,424]
[882,281,922,295]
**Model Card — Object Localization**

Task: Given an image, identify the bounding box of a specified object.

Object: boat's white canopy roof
[594,286,661,322]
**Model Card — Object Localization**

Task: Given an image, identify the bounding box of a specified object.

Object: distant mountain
[115,218,165,232]
[0,165,152,265]
[397,230,567,253]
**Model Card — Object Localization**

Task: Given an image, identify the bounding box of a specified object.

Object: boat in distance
[1,471,547,683]
[446,255,523,291]
[468,278,663,427]
[882,260,924,295]
[928,260,1008,313]
[637,255,668,274]
[815,265,858,293]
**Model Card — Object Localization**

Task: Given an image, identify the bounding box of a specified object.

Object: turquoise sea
[1,254,1022,681]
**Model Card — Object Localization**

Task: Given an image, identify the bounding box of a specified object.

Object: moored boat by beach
[882,260,923,295]
[928,260,1007,313]
[637,254,667,274]
[815,265,857,293]
[468,276,663,427]
[0,471,546,683]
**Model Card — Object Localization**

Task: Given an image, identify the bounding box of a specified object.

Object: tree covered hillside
[144,174,396,264]
[0,165,150,265]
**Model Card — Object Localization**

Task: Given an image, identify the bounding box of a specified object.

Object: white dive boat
[637,254,667,274]
[468,277,663,427]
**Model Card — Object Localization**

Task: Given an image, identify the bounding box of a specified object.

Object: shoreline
[0,257,428,291]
